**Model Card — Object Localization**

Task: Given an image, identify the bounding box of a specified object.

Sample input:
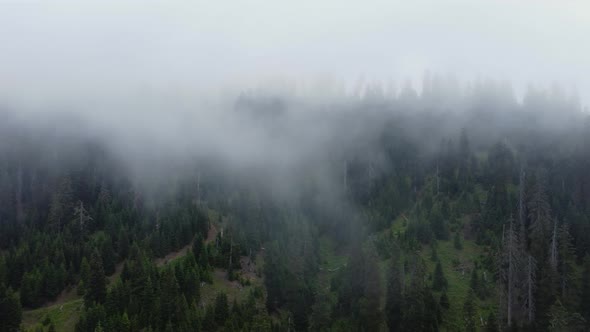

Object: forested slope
[1,85,590,331]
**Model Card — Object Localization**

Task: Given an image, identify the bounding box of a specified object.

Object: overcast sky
[1,0,589,106]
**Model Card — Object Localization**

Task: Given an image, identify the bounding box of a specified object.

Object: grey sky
[1,0,589,105]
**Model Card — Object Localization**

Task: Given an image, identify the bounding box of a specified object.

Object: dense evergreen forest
[1,81,590,332]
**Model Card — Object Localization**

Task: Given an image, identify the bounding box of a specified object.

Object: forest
[0,80,589,332]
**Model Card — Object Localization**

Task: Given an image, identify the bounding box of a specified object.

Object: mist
[0,0,589,244]
[3,3,590,331]
[2,1,590,102]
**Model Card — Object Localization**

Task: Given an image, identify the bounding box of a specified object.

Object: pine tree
[430,243,439,262]
[73,200,93,235]
[94,322,104,332]
[500,216,521,329]
[385,253,404,332]
[309,287,332,332]
[0,284,22,332]
[159,268,180,328]
[463,288,477,332]
[48,176,73,233]
[536,260,558,329]
[85,251,106,307]
[579,256,590,322]
[557,222,576,304]
[486,312,499,332]
[432,262,448,291]
[80,257,90,286]
[121,312,131,332]
[214,292,229,326]
[192,234,203,261]
[528,169,552,259]
[524,254,537,324]
[401,255,439,331]
[469,269,480,297]
[439,291,450,309]
[549,219,559,271]
[454,232,463,250]
[548,300,586,331]
[202,304,216,330]
[358,248,382,332]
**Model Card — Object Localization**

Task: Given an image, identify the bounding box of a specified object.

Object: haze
[1,0,589,105]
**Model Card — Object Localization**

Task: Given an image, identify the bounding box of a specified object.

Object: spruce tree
[214,292,229,326]
[486,312,499,332]
[463,288,477,332]
[454,232,463,250]
[432,262,448,291]
[470,269,481,298]
[0,284,22,332]
[85,251,107,307]
[439,291,450,309]
[385,253,404,332]
[580,256,590,322]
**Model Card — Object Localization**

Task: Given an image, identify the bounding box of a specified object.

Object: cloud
[0,0,589,105]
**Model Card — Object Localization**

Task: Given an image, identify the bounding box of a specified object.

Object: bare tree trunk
[229,235,233,269]
[527,255,536,323]
[550,220,558,270]
[436,162,440,194]
[518,166,526,241]
[505,218,519,327]
[508,233,513,327]
[15,166,24,223]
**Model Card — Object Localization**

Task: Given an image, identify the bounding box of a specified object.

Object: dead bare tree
[549,219,559,271]
[518,165,526,243]
[73,200,92,233]
[501,216,521,328]
[525,254,536,323]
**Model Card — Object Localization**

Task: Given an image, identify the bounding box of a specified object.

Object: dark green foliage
[1,92,590,332]
[430,243,439,262]
[406,219,434,244]
[432,262,448,291]
[399,255,439,332]
[214,292,229,325]
[202,304,216,331]
[0,284,22,332]
[486,312,498,332]
[580,256,590,322]
[309,287,332,332]
[469,269,485,299]
[192,234,204,263]
[439,292,450,310]
[548,300,587,332]
[463,289,477,332]
[85,251,106,307]
[334,244,382,331]
[454,232,463,250]
[430,204,450,240]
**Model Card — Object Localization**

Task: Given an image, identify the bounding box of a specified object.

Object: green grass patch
[23,299,83,332]
[422,239,495,331]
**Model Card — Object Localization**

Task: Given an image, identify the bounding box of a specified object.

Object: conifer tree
[432,261,448,291]
[0,284,22,332]
[454,232,463,250]
[214,292,229,326]
[579,256,590,322]
[385,252,404,332]
[486,312,499,332]
[85,251,106,307]
[463,288,477,332]
[439,291,450,310]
